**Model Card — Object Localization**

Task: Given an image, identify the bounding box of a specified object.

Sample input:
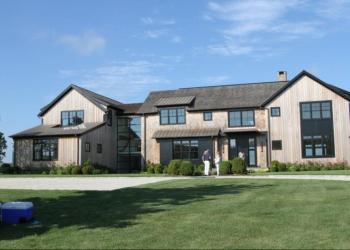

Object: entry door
[229,135,257,167]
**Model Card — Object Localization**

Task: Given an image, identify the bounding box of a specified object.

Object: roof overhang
[222,128,267,134]
[153,128,220,139]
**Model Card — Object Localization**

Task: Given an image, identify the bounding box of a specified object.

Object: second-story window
[160,107,185,125]
[228,110,255,127]
[61,110,84,127]
[203,112,213,121]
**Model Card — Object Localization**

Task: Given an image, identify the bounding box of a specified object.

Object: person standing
[215,155,221,176]
[202,149,212,176]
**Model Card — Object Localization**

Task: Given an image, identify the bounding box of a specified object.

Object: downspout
[265,108,272,167]
[76,136,80,165]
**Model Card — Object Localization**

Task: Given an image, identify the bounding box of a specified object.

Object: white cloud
[58,31,106,56]
[141,17,176,26]
[59,61,171,102]
[206,0,350,57]
[143,29,167,39]
[171,36,182,43]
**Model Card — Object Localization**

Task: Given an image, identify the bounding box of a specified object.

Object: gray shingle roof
[138,81,288,114]
[153,128,220,139]
[156,96,195,107]
[116,103,143,115]
[10,122,105,138]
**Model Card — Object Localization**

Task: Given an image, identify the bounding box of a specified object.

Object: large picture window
[228,110,255,127]
[172,139,199,160]
[33,138,58,161]
[300,101,334,158]
[160,108,185,125]
[61,110,84,127]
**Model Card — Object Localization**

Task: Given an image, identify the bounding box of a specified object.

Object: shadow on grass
[0,182,273,241]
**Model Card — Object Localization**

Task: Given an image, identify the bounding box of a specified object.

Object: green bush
[162,166,168,174]
[82,165,94,175]
[219,161,231,175]
[146,162,155,174]
[49,168,57,175]
[194,164,204,176]
[92,169,103,175]
[288,164,300,172]
[0,163,12,174]
[71,165,82,175]
[277,162,288,172]
[270,161,279,172]
[154,164,163,174]
[56,168,64,175]
[179,161,194,176]
[231,157,247,175]
[167,160,182,175]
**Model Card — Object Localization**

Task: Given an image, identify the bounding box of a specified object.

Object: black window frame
[85,142,90,152]
[107,110,113,126]
[228,110,255,127]
[271,107,281,117]
[61,110,84,127]
[272,140,282,150]
[301,134,335,158]
[203,111,213,121]
[300,101,332,120]
[33,138,58,161]
[172,139,199,160]
[97,143,102,154]
[159,107,186,125]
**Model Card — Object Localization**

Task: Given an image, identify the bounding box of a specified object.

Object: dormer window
[160,107,185,125]
[61,110,84,127]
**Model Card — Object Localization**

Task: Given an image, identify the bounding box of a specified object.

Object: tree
[0,132,7,163]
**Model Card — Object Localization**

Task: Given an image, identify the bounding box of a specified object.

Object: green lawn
[1,179,350,249]
[254,170,350,175]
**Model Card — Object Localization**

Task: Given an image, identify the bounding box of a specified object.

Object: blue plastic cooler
[1,202,33,224]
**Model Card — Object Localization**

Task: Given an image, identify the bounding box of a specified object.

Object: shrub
[63,164,76,175]
[146,162,155,174]
[194,164,204,176]
[219,161,231,175]
[179,161,194,176]
[49,168,57,175]
[162,166,168,174]
[92,169,103,175]
[167,160,182,175]
[0,163,12,174]
[153,164,163,174]
[231,157,247,175]
[288,164,300,172]
[270,161,280,172]
[277,162,288,172]
[82,165,94,175]
[71,165,82,175]
[56,167,64,175]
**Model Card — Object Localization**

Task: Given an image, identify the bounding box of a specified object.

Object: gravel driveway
[0,177,188,191]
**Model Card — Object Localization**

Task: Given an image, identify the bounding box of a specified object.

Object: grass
[253,170,350,175]
[1,179,350,249]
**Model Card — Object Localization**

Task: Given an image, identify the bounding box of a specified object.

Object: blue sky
[1,0,350,163]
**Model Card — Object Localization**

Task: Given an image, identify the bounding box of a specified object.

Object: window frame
[97,143,102,154]
[228,110,255,127]
[300,101,333,120]
[159,107,186,125]
[203,111,213,121]
[61,110,84,127]
[85,142,90,152]
[272,140,282,150]
[33,138,58,161]
[172,139,199,160]
[301,134,335,158]
[271,107,281,117]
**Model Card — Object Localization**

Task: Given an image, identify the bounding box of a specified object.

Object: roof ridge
[72,85,123,105]
[179,80,287,90]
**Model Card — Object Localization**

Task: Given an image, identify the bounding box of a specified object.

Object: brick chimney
[277,71,287,81]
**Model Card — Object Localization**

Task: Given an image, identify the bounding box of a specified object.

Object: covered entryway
[228,133,257,167]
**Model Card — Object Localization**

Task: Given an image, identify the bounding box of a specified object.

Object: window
[61,110,84,127]
[97,144,102,154]
[107,110,112,126]
[160,108,186,125]
[302,135,334,158]
[33,138,58,161]
[203,112,213,121]
[228,110,255,127]
[271,107,281,117]
[172,139,199,160]
[301,101,332,120]
[85,143,90,152]
[272,140,282,150]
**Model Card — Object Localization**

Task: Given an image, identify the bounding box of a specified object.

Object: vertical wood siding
[267,75,350,164]
[42,89,105,125]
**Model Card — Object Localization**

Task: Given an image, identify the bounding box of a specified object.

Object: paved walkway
[0,175,349,191]
[0,177,188,191]
[216,175,350,181]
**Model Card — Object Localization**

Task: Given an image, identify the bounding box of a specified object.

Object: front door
[229,134,257,167]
